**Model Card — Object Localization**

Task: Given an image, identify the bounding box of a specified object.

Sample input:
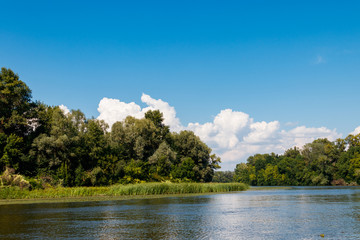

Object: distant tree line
[233,137,360,186]
[0,67,221,187]
[212,171,235,183]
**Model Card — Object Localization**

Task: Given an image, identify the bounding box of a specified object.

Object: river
[0,187,359,239]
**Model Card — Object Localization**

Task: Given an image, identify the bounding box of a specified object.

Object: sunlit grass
[0,182,249,200]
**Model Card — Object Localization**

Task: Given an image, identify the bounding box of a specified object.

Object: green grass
[0,182,249,200]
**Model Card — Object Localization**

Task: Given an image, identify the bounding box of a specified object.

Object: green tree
[171,157,196,181]
[0,68,37,173]
[172,130,220,182]
[1,67,222,185]
[234,163,251,184]
[145,110,170,140]
[349,153,360,184]
[83,119,108,169]
[111,116,163,162]
[0,68,32,136]
[0,134,24,171]
[149,142,176,179]
[212,171,235,183]
[31,108,85,186]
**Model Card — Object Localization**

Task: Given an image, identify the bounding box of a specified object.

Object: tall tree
[0,68,32,135]
[172,130,220,182]
[0,68,35,172]
[31,108,85,185]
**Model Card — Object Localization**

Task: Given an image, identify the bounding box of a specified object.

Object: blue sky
[1,1,360,169]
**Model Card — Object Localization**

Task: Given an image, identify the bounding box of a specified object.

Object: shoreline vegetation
[2,66,360,194]
[232,136,360,187]
[0,182,248,203]
[1,67,221,188]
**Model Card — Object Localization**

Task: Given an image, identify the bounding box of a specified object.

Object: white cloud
[188,109,251,149]
[96,94,342,170]
[350,126,360,135]
[244,121,280,144]
[190,115,340,170]
[141,94,182,131]
[279,126,341,150]
[59,104,70,115]
[97,94,182,131]
[97,97,143,127]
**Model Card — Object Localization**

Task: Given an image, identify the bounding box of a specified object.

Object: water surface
[0,187,359,239]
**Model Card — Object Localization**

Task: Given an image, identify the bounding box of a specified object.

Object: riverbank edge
[0,192,237,205]
[0,182,249,205]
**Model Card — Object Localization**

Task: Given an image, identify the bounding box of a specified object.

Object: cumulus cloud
[280,126,341,149]
[59,104,70,115]
[96,94,342,170]
[244,121,280,144]
[141,94,182,131]
[97,94,182,131]
[350,126,360,135]
[188,111,340,170]
[97,98,143,127]
[188,109,251,149]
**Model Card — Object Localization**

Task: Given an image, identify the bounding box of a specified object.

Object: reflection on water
[0,187,359,239]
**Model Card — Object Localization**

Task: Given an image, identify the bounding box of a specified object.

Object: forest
[0,67,221,188]
[233,136,360,186]
[2,67,360,189]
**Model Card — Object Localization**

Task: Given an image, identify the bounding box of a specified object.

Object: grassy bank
[0,182,248,200]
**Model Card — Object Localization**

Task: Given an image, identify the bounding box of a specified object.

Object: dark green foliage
[74,164,87,186]
[171,131,221,182]
[1,134,24,171]
[0,68,38,174]
[145,110,170,140]
[234,135,360,186]
[4,67,360,187]
[149,142,176,178]
[0,68,221,186]
[0,68,32,136]
[212,171,235,183]
[171,157,196,181]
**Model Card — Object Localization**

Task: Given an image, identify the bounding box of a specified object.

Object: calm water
[0,187,359,240]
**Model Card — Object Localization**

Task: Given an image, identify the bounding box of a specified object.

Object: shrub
[331,178,346,186]
[0,167,30,190]
[28,178,43,190]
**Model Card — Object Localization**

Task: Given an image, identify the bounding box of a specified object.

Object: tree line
[0,67,221,187]
[233,136,360,186]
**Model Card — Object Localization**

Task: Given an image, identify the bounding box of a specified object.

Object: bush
[28,178,43,190]
[331,178,347,186]
[0,168,30,190]
[90,167,107,186]
[39,176,56,188]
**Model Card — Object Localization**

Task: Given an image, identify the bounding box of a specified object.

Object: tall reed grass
[0,182,248,200]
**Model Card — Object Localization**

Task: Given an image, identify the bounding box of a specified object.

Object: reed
[0,182,248,200]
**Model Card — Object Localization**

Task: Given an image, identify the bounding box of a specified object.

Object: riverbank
[0,182,248,204]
